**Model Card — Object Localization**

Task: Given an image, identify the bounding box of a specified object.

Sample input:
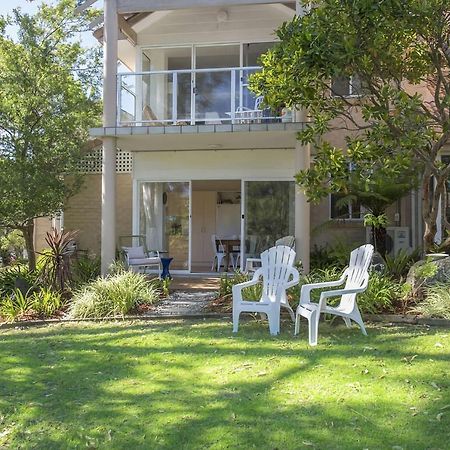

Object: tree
[251,0,450,252]
[0,0,101,270]
[333,170,417,256]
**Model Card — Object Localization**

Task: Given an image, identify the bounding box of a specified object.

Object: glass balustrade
[117,67,290,126]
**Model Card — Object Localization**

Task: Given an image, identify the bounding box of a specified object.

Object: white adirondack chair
[295,244,374,345]
[245,235,295,272]
[233,245,299,335]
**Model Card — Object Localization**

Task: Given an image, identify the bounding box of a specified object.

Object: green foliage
[150,277,172,298]
[358,272,398,315]
[38,229,77,293]
[0,229,25,264]
[382,248,421,280]
[288,267,343,308]
[0,264,38,296]
[364,213,388,229]
[410,284,450,319]
[218,271,262,302]
[71,255,101,287]
[68,271,160,319]
[30,288,63,318]
[287,267,399,314]
[310,242,355,270]
[414,260,438,280]
[0,0,102,269]
[251,0,450,249]
[0,289,32,322]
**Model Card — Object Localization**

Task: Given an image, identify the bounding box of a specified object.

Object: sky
[0,0,101,47]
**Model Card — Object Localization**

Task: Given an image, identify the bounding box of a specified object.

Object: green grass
[0,320,448,449]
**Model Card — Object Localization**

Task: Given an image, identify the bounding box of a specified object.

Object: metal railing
[117,66,293,127]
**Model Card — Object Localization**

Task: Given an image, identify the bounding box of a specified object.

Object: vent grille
[78,150,133,174]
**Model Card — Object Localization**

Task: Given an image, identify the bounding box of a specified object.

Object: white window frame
[329,193,364,222]
[331,74,366,98]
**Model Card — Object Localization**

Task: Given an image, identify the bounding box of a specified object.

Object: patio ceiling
[110,126,302,152]
[117,1,296,14]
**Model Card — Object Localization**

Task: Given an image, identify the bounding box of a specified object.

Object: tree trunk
[421,172,446,253]
[374,226,387,257]
[21,222,36,271]
[371,224,387,256]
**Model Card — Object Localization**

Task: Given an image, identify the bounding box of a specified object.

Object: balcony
[117,66,293,127]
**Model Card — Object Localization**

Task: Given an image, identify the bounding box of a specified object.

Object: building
[36,0,420,274]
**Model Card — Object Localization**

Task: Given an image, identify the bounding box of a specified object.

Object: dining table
[216,238,240,272]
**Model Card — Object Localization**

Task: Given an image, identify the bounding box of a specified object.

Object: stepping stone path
[150,291,217,316]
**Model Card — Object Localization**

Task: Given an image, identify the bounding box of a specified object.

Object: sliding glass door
[242,180,295,267]
[139,182,190,270]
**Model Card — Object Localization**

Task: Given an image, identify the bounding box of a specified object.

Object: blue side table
[160,257,173,279]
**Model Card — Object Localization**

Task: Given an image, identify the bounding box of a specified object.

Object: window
[330,193,362,220]
[331,74,368,97]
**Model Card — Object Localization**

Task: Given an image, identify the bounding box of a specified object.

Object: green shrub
[150,277,172,298]
[71,255,101,287]
[382,248,421,280]
[0,289,32,322]
[358,272,399,314]
[310,242,354,270]
[217,271,262,301]
[287,266,343,308]
[409,284,450,319]
[0,265,38,296]
[68,270,160,319]
[287,268,399,314]
[30,288,64,318]
[37,229,77,293]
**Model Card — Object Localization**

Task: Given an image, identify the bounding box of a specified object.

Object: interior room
[191,180,241,273]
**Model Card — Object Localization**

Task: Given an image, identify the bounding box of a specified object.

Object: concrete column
[295,110,311,273]
[101,0,119,275]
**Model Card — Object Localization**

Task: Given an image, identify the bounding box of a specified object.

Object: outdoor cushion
[129,257,160,265]
[123,246,146,259]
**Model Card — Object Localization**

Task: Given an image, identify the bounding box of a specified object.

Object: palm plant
[337,171,418,256]
[37,228,77,293]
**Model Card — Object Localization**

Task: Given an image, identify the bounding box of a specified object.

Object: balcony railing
[117,66,293,127]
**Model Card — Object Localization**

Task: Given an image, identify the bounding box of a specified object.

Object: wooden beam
[117,0,294,14]
[118,15,137,46]
[89,14,104,30]
[74,0,98,15]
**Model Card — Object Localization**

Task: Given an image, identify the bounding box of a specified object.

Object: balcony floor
[90,121,305,152]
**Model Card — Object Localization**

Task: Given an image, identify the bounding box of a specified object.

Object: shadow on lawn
[0,321,448,449]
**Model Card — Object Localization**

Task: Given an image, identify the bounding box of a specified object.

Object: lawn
[0,320,448,449]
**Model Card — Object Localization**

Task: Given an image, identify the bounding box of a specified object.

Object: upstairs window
[331,74,368,97]
[330,193,363,220]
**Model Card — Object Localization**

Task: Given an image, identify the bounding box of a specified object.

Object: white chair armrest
[232,268,263,301]
[320,286,366,300]
[299,273,347,307]
[147,250,160,258]
[318,285,367,310]
[285,267,300,289]
[300,274,347,293]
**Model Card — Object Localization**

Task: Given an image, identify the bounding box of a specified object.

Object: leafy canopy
[0,0,101,229]
[251,0,450,220]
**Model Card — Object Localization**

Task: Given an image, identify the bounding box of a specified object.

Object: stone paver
[150,291,217,316]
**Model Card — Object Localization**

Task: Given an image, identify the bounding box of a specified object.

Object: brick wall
[34,174,133,256]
